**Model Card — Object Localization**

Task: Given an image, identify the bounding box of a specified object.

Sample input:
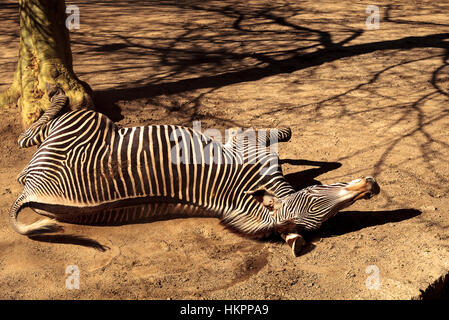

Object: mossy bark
[0,0,93,127]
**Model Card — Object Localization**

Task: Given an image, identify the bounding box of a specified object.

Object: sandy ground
[0,0,448,299]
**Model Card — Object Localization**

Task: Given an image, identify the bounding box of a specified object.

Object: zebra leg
[263,127,292,145]
[16,168,27,185]
[225,127,292,147]
[9,194,62,236]
[281,233,306,257]
[17,85,68,148]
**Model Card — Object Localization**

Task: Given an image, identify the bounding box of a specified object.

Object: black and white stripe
[10,90,379,239]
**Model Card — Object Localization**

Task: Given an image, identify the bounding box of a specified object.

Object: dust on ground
[0,0,448,299]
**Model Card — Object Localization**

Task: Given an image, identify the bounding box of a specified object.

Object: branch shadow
[80,1,448,127]
[93,30,449,121]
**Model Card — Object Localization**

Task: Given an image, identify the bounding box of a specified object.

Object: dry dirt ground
[0,0,448,300]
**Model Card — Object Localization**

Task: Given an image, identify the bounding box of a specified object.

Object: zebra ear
[246,188,282,212]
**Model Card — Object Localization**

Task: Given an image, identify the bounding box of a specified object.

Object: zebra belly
[30,197,217,226]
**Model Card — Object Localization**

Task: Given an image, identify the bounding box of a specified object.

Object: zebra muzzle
[345,176,380,201]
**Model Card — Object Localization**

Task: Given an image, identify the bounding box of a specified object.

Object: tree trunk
[0,0,93,127]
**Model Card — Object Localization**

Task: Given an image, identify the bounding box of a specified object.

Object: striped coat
[10,89,380,247]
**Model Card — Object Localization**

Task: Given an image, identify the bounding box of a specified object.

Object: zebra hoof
[281,233,306,257]
[291,236,306,257]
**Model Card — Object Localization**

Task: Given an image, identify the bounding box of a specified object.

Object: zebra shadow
[262,208,421,256]
[311,208,422,239]
[297,208,422,255]
[27,209,421,254]
[28,234,109,252]
[280,158,342,190]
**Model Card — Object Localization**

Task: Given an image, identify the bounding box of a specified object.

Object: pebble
[421,206,437,211]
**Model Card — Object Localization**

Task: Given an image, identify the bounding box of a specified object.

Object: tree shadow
[94,31,449,111]
[86,0,449,125]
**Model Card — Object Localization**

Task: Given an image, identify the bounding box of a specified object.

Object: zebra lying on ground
[10,87,380,256]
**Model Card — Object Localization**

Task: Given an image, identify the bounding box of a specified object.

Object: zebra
[10,87,380,256]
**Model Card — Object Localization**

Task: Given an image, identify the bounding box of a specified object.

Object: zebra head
[270,176,380,255]
[283,176,380,232]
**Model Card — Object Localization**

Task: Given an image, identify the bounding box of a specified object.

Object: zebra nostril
[365,177,380,195]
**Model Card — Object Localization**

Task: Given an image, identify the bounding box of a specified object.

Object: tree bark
[0,0,93,127]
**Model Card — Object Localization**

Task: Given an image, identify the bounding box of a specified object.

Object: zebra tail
[9,194,63,236]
